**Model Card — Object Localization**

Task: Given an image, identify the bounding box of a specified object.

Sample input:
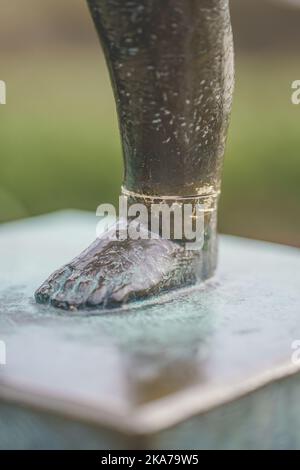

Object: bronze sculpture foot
[35,0,233,311]
[35,218,216,310]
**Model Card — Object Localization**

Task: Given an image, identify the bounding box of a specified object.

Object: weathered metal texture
[34,211,218,310]
[87,0,234,197]
[1,212,300,449]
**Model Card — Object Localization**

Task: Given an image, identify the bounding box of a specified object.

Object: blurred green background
[0,0,299,246]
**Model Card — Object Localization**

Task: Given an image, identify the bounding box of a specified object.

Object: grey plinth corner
[0,211,300,450]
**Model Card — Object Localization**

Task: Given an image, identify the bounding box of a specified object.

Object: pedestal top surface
[0,211,299,434]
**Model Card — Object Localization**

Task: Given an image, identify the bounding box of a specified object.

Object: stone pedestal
[0,211,300,449]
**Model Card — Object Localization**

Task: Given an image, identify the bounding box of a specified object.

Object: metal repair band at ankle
[121,186,220,212]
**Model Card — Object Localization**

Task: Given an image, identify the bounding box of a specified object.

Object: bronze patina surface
[87,0,234,197]
[2,212,300,449]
